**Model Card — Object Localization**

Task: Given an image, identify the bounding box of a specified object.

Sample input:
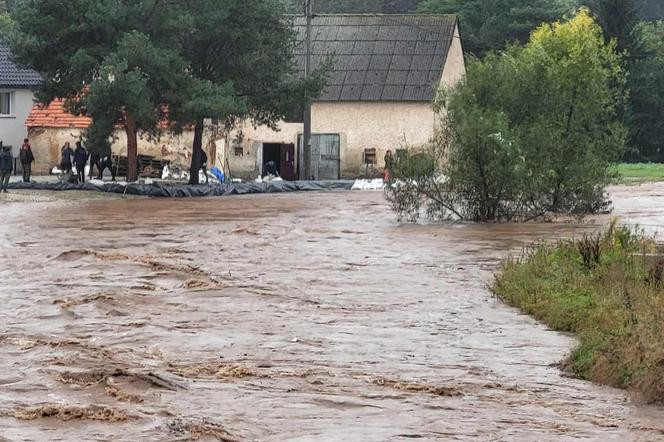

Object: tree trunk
[189,120,204,185]
[125,112,138,182]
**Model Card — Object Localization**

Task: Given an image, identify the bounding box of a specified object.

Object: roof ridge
[291,13,457,19]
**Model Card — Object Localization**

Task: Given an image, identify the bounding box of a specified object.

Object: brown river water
[0,184,663,441]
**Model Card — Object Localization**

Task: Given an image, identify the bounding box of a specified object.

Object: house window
[0,92,11,116]
[233,141,244,157]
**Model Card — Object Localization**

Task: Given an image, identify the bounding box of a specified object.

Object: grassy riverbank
[493,222,664,403]
[614,163,664,182]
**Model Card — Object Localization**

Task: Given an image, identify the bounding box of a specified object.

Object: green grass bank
[614,163,664,182]
[493,222,664,403]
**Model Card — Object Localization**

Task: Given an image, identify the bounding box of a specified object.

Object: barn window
[233,141,244,157]
[364,148,377,165]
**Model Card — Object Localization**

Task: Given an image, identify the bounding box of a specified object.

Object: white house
[0,43,40,159]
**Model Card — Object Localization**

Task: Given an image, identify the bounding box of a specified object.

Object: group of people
[0,138,36,193]
[60,141,89,183]
[60,141,115,183]
[0,137,117,194]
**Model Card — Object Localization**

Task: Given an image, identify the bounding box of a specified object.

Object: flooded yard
[0,184,663,441]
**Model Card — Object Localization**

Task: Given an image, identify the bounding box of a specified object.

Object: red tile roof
[27,99,187,131]
[26,99,92,129]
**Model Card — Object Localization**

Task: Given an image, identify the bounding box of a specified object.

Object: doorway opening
[261,143,296,180]
[262,143,281,176]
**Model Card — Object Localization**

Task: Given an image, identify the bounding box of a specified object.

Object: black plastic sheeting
[7,180,356,198]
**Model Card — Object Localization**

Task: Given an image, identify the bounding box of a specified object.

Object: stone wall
[27,127,214,175]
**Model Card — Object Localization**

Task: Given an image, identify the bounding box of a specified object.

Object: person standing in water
[73,141,89,183]
[19,138,35,183]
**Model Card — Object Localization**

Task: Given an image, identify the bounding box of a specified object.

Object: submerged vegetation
[494,221,664,403]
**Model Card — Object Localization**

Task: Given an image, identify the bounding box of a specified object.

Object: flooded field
[0,184,663,441]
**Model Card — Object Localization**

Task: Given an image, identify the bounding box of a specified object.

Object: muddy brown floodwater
[1,184,664,442]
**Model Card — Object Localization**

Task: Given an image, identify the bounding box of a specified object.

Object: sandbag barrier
[6,180,356,198]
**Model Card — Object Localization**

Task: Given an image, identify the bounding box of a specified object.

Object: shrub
[392,151,435,181]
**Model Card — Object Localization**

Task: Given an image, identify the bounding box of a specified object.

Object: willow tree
[10,0,185,181]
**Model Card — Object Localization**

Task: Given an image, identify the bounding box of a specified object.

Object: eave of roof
[0,43,42,89]
[26,99,92,129]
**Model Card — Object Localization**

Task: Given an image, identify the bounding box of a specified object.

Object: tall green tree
[10,0,186,181]
[586,0,642,54]
[169,0,327,184]
[520,9,627,210]
[417,0,575,55]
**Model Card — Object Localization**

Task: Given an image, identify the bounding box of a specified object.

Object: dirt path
[0,187,663,441]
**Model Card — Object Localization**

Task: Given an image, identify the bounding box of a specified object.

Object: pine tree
[417,0,574,55]
[640,0,664,20]
[590,0,642,54]
[172,0,327,184]
[10,0,187,181]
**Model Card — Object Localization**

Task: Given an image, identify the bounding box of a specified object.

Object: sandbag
[7,180,355,198]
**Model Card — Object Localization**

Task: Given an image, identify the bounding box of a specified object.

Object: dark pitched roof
[0,43,41,89]
[294,14,457,102]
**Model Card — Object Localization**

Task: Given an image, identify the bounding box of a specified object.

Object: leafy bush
[392,151,435,181]
[494,223,664,403]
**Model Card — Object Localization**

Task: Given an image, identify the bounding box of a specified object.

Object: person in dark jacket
[89,151,101,180]
[61,142,74,174]
[0,143,13,193]
[19,138,35,183]
[89,151,116,181]
[73,141,89,183]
